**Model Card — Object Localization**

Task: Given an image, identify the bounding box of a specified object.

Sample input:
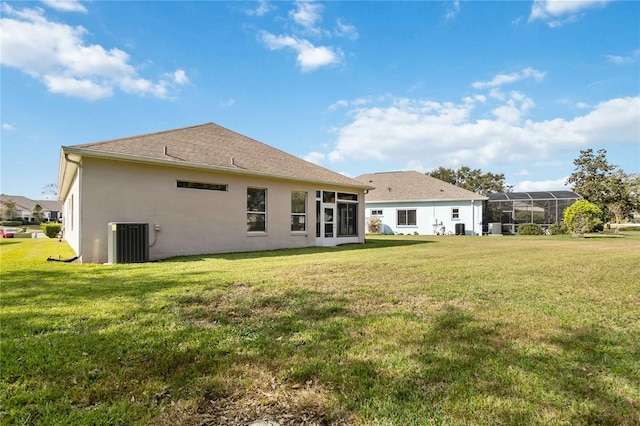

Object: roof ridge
[61,123,370,190]
[74,122,215,148]
[364,170,421,175]
[355,170,488,201]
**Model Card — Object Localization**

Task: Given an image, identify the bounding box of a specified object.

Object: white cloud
[605,49,640,64]
[257,1,355,71]
[172,69,189,85]
[472,67,546,89]
[245,0,274,17]
[445,1,461,20]
[565,97,640,143]
[513,177,569,192]
[2,123,16,131]
[326,94,639,175]
[303,151,325,165]
[0,4,186,100]
[335,18,358,40]
[328,95,390,111]
[329,100,350,110]
[289,0,324,34]
[218,98,235,109]
[44,75,114,100]
[40,0,87,13]
[259,31,342,71]
[529,0,611,27]
[491,91,535,124]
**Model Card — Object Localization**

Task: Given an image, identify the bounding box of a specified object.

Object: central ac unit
[108,223,149,263]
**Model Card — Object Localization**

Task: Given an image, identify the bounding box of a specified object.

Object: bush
[518,223,544,235]
[548,222,568,235]
[41,223,62,239]
[1,221,22,226]
[563,200,604,237]
[367,216,382,233]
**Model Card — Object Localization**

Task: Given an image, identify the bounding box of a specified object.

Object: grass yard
[1,232,639,425]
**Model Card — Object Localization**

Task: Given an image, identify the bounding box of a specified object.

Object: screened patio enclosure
[484,191,581,234]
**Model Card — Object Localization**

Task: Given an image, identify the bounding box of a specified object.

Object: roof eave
[61,146,374,191]
[365,197,488,203]
[58,148,81,201]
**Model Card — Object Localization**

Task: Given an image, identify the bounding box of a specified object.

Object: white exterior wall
[366,200,484,236]
[62,171,81,256]
[72,157,365,263]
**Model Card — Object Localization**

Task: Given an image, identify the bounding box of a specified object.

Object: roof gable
[356,171,487,202]
[64,123,368,189]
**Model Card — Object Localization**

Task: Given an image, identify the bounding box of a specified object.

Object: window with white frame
[247,187,267,232]
[451,208,460,220]
[291,191,306,232]
[371,209,383,216]
[397,209,416,226]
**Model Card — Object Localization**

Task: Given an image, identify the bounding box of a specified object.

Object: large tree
[624,173,640,212]
[42,183,58,199]
[1,198,18,220]
[566,149,636,222]
[429,166,511,195]
[32,204,45,223]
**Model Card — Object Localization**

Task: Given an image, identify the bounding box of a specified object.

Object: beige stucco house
[58,123,372,263]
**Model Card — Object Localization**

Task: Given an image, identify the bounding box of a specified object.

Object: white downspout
[471,200,475,236]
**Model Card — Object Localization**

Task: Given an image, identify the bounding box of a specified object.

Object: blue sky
[1,0,638,200]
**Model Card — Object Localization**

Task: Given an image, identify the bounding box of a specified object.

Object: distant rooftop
[355,171,487,202]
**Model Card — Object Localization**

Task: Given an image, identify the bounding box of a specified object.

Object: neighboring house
[36,199,63,222]
[355,171,487,236]
[0,195,62,222]
[57,122,372,263]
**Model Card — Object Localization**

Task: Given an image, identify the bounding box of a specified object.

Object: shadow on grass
[3,265,638,425]
[1,285,360,424]
[0,266,219,303]
[406,305,639,425]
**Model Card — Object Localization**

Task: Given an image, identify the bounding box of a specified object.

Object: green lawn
[1,232,639,425]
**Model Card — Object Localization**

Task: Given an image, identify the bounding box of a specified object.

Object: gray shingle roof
[0,195,61,212]
[66,123,369,189]
[355,171,488,202]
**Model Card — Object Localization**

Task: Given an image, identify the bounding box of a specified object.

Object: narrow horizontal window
[371,210,383,216]
[338,192,358,201]
[177,181,227,191]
